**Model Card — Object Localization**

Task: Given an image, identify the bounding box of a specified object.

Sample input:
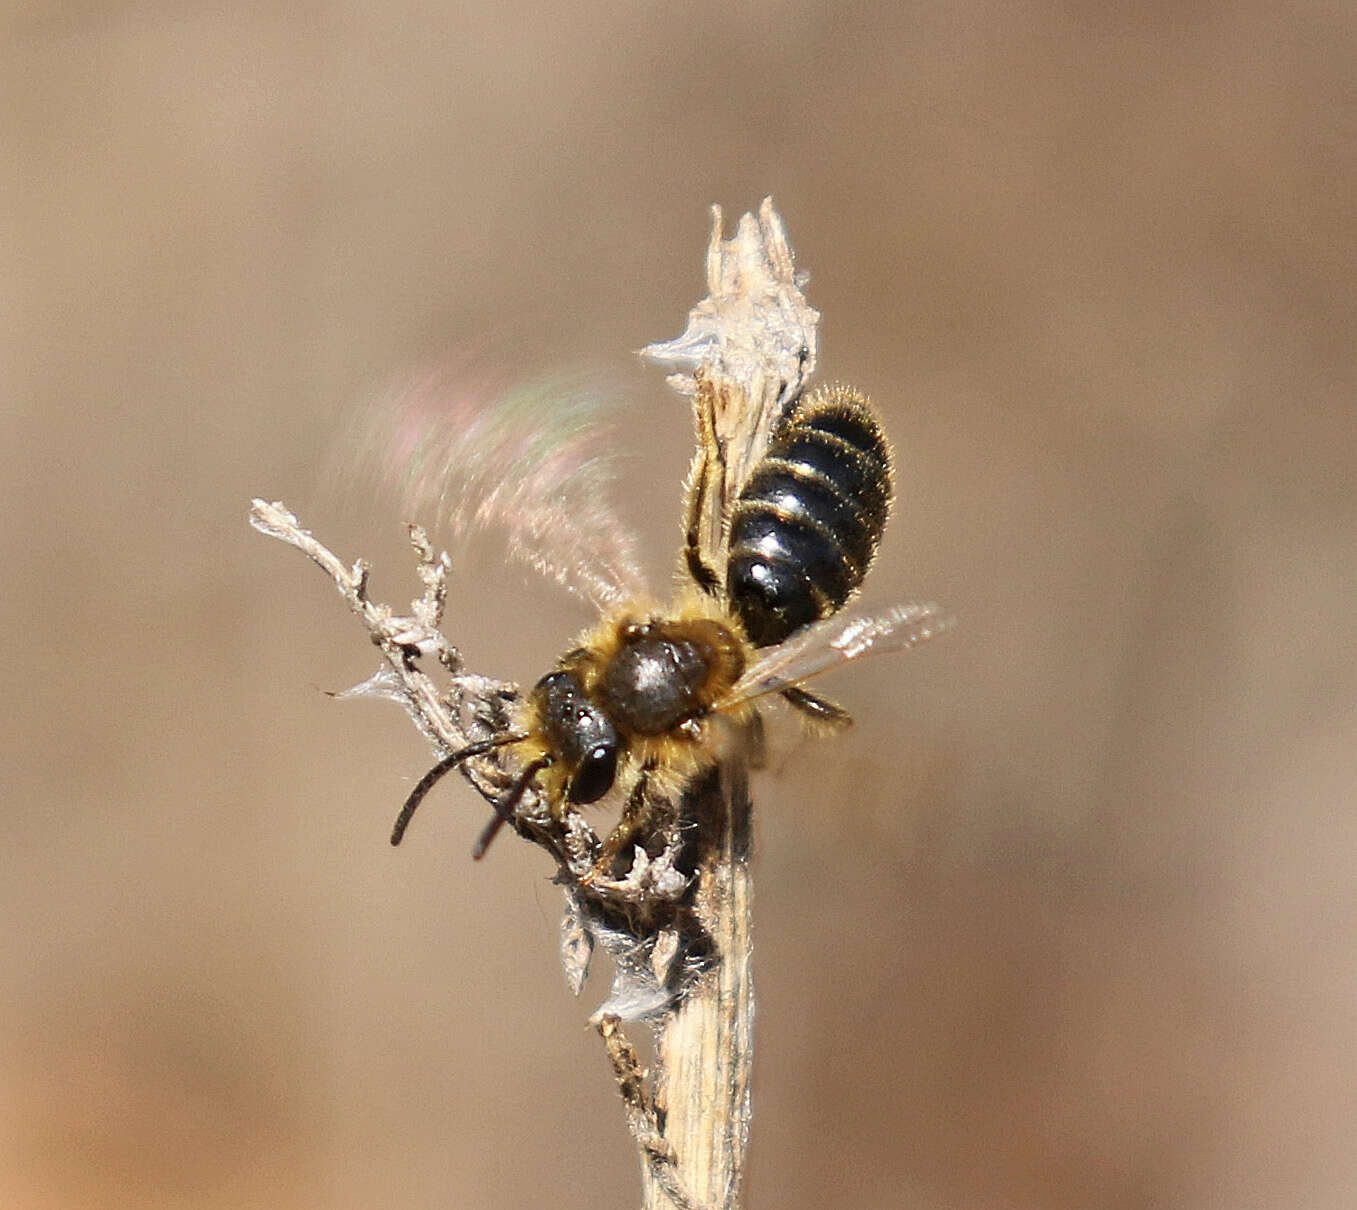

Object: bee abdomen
[726,386,892,648]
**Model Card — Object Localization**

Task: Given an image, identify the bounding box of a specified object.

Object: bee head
[533,669,622,804]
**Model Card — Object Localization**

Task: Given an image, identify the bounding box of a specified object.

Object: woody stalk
[250,199,819,1210]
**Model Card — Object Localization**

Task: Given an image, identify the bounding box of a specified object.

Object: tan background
[5,3,1356,1208]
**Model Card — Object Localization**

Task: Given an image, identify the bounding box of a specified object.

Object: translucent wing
[716,602,953,711]
[341,357,649,609]
[642,201,820,584]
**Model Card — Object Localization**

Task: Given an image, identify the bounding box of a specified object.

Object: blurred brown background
[5,3,1356,1208]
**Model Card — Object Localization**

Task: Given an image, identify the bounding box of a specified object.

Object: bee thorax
[600,633,712,735]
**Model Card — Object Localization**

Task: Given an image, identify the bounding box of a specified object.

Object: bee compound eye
[568,741,619,805]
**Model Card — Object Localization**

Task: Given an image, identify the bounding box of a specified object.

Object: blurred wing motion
[717,601,953,711]
[344,358,649,609]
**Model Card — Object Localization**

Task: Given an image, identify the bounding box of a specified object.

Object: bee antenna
[390,733,528,846]
[471,755,552,861]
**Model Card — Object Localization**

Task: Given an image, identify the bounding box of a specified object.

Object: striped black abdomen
[726,385,892,647]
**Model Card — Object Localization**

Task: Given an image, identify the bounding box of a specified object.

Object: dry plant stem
[640,765,754,1210]
[253,199,819,1210]
[633,199,819,1210]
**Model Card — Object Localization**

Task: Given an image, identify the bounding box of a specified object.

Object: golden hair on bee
[509,591,755,803]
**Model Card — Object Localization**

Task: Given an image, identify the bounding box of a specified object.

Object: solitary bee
[385,364,948,876]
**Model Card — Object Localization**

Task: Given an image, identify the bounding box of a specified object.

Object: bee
[386,365,949,877]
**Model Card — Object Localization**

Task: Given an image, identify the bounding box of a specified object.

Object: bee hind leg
[780,686,853,731]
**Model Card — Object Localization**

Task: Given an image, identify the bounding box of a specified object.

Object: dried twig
[629,198,818,1210]
[252,200,820,1210]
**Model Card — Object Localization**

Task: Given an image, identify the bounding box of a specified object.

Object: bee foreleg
[582,760,657,886]
[780,685,853,731]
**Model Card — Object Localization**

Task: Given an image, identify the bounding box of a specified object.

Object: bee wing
[340,359,650,610]
[642,200,820,580]
[715,602,953,711]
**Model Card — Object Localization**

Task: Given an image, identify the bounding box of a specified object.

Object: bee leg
[745,710,768,770]
[685,542,721,596]
[682,372,724,597]
[780,686,853,731]
[683,457,722,594]
[581,761,657,886]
